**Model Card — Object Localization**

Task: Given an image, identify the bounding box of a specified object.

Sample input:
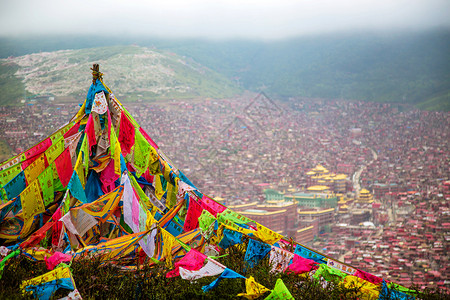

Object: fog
[1,0,449,39]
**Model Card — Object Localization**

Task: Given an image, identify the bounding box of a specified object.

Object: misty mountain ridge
[0,30,449,110]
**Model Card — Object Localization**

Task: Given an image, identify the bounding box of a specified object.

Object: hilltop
[0,45,241,105]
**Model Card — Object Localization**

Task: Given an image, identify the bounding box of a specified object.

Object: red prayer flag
[54,148,73,187]
[118,111,135,156]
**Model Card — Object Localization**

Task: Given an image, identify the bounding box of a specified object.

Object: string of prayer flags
[237,276,270,300]
[0,67,412,300]
[354,269,383,285]
[264,278,294,300]
[294,244,327,264]
[201,268,245,293]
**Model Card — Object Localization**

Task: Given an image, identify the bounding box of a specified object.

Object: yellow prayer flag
[161,228,178,268]
[24,155,46,184]
[237,276,270,299]
[154,175,165,200]
[20,180,45,223]
[20,266,72,291]
[254,223,282,245]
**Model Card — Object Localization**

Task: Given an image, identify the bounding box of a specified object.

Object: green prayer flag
[45,137,65,165]
[38,166,54,206]
[265,279,294,300]
[133,128,150,177]
[0,164,22,186]
[199,209,216,232]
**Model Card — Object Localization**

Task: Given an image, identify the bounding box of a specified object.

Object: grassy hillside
[0,45,241,105]
[0,31,449,110]
[162,31,450,110]
[0,62,26,105]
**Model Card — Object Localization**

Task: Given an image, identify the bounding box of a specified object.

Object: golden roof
[307,185,330,191]
[360,188,371,195]
[334,174,347,180]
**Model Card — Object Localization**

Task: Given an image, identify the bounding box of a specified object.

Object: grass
[0,62,25,106]
[1,243,448,300]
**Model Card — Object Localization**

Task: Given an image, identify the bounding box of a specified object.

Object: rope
[90,64,103,85]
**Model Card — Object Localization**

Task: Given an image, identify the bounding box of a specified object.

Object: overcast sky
[1,0,449,39]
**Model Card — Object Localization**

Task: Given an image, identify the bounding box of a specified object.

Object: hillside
[164,31,450,110]
[0,45,241,105]
[0,30,449,110]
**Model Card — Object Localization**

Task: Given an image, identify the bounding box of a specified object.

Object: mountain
[0,45,241,105]
[0,30,449,110]
[163,31,450,110]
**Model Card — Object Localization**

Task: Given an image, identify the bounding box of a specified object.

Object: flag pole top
[90,63,103,84]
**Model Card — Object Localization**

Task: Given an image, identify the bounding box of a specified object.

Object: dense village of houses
[0,92,448,290]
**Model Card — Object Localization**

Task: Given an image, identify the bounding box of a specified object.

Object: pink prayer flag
[183,198,202,232]
[54,148,73,187]
[131,189,140,230]
[63,123,80,139]
[45,251,72,270]
[139,127,158,149]
[25,138,52,160]
[118,111,135,156]
[285,254,317,275]
[52,208,63,249]
[100,160,119,193]
[354,269,383,285]
[85,114,97,150]
[166,249,207,278]
[200,195,226,217]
